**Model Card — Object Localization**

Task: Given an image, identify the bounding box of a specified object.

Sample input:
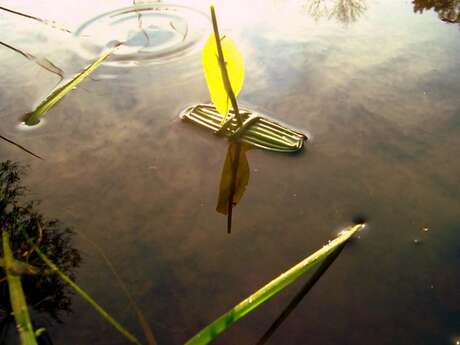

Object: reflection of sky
[1,1,460,344]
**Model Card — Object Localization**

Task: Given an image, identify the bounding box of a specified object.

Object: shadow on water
[0,161,81,344]
[413,0,460,24]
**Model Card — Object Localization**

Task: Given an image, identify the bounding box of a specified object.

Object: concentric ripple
[75,4,209,66]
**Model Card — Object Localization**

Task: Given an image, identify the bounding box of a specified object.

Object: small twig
[0,134,43,160]
[0,5,72,33]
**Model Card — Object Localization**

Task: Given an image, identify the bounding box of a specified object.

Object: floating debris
[180,104,307,153]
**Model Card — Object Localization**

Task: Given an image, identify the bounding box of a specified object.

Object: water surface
[1,0,459,344]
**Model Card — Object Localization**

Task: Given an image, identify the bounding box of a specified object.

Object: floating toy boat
[180,104,307,153]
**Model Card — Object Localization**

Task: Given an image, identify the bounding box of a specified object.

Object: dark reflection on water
[413,0,460,24]
[0,161,81,345]
[1,0,460,344]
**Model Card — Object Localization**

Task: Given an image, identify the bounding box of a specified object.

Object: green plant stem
[210,5,243,127]
[28,241,142,345]
[2,231,38,345]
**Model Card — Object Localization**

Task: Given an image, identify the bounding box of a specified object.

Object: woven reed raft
[180,104,307,153]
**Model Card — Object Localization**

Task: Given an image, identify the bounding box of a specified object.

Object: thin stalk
[0,134,43,160]
[227,142,242,234]
[0,6,72,33]
[210,5,243,127]
[2,231,38,345]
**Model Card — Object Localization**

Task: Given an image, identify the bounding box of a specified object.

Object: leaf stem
[210,5,243,127]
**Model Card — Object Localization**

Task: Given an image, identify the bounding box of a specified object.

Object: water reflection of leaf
[216,142,251,233]
[413,0,460,24]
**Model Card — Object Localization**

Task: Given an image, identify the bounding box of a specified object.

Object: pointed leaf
[202,33,244,120]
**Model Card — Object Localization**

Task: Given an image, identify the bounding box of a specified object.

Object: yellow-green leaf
[202,33,244,122]
[216,142,251,215]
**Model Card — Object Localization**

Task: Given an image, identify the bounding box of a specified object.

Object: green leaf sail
[202,33,244,123]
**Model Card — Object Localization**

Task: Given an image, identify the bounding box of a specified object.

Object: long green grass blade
[23,44,120,126]
[2,231,38,345]
[28,241,142,345]
[185,224,363,345]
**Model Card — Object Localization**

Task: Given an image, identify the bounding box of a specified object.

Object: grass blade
[0,5,72,33]
[184,224,363,345]
[2,231,38,345]
[0,41,64,81]
[255,241,347,345]
[0,134,43,159]
[23,44,121,126]
[26,240,142,345]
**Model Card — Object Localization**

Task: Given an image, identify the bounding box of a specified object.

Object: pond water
[1,0,460,344]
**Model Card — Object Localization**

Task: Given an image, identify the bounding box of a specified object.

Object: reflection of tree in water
[0,161,81,344]
[302,0,367,24]
[413,0,460,24]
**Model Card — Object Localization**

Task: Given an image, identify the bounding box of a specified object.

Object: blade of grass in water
[185,224,364,345]
[23,44,121,126]
[256,241,347,345]
[2,231,38,345]
[0,134,43,159]
[24,237,142,345]
[0,41,64,81]
[0,5,72,33]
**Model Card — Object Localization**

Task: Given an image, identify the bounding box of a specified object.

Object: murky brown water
[1,0,460,344]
